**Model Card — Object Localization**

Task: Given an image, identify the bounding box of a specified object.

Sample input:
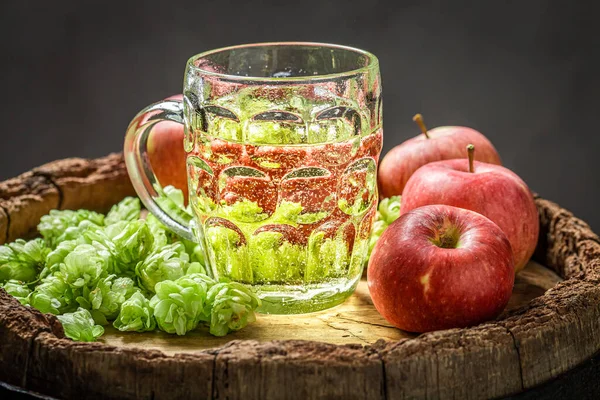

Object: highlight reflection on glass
[126,42,382,314]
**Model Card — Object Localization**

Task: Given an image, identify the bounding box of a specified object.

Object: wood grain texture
[27,333,214,400]
[0,155,599,400]
[0,290,64,388]
[375,324,522,399]
[0,153,135,245]
[214,340,384,400]
[0,172,59,242]
[97,262,559,354]
[0,206,7,244]
[32,152,135,213]
[99,279,413,354]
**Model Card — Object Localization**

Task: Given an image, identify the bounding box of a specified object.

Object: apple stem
[413,113,430,139]
[467,144,475,173]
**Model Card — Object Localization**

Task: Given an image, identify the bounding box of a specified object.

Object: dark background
[1,0,598,230]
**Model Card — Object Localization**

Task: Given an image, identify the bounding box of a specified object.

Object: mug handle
[123,98,196,242]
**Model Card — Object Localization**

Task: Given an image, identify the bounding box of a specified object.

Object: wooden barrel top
[98,261,561,354]
[1,153,599,400]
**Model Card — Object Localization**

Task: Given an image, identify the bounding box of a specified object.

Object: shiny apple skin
[368,205,514,333]
[400,159,538,272]
[378,126,501,197]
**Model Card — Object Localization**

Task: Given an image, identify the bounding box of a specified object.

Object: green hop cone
[82,220,154,277]
[57,307,105,342]
[368,196,402,259]
[150,274,212,335]
[0,238,50,284]
[184,272,216,284]
[135,243,188,293]
[38,209,105,248]
[29,275,75,314]
[85,220,128,247]
[111,220,154,268]
[206,282,260,337]
[184,272,216,309]
[145,214,172,249]
[40,240,78,280]
[146,185,198,248]
[180,237,207,266]
[82,223,122,273]
[57,244,108,289]
[185,261,207,275]
[368,219,388,256]
[377,196,402,225]
[154,185,194,226]
[113,292,156,332]
[105,197,141,226]
[2,280,32,305]
[76,275,138,325]
[58,220,105,246]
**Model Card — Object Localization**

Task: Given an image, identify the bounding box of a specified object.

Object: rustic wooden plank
[534,197,600,279]
[0,153,134,244]
[0,290,63,388]
[98,262,560,354]
[99,279,414,353]
[500,274,600,390]
[214,340,384,400]
[0,173,60,243]
[33,153,135,213]
[0,206,7,245]
[505,350,600,400]
[499,199,600,390]
[377,324,522,400]
[502,262,562,316]
[28,333,214,400]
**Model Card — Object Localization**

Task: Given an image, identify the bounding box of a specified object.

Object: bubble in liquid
[187,156,217,214]
[279,167,336,224]
[204,105,242,142]
[308,106,362,144]
[199,138,245,166]
[249,224,306,284]
[305,219,355,283]
[218,166,277,222]
[204,217,252,283]
[337,158,377,216]
[356,129,383,160]
[247,145,307,174]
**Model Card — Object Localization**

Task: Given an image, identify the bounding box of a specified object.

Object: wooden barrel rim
[1,153,599,400]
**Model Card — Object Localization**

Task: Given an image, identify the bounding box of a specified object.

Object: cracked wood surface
[0,153,135,243]
[0,206,7,244]
[97,261,559,353]
[0,155,599,400]
[0,172,60,242]
[32,152,135,213]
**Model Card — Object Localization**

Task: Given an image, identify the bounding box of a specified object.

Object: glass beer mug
[125,42,382,314]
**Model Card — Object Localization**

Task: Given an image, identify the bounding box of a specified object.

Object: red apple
[378,114,502,197]
[400,145,539,273]
[368,204,514,332]
[145,94,188,200]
